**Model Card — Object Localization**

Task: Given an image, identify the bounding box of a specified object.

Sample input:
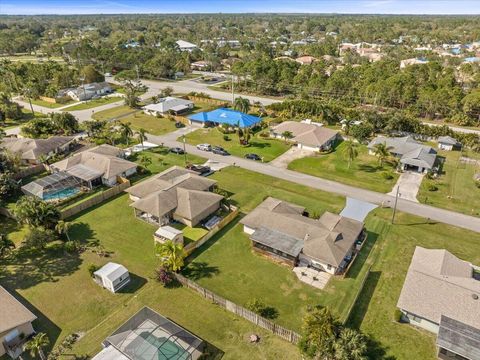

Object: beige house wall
[0,322,35,357]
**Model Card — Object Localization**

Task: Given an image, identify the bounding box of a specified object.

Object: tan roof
[397,247,480,329]
[240,197,364,266]
[129,166,222,221]
[272,121,338,148]
[295,56,317,65]
[126,166,216,199]
[0,286,37,333]
[1,136,74,161]
[52,145,137,179]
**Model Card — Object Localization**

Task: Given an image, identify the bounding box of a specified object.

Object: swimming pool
[129,332,190,360]
[43,187,80,201]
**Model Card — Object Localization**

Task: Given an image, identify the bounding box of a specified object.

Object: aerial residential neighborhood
[1,2,480,360]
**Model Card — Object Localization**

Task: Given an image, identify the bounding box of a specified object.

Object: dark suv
[212,146,230,156]
[244,153,261,161]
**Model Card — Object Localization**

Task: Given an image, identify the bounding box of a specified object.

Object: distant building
[397,247,480,360]
[67,82,112,101]
[437,136,461,151]
[295,55,317,65]
[190,60,212,70]
[400,58,429,69]
[176,40,198,52]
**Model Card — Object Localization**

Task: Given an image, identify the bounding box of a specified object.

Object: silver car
[196,143,212,151]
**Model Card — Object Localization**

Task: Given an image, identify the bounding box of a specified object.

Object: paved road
[146,128,480,233]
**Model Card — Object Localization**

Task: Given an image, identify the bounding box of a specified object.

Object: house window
[327,264,332,270]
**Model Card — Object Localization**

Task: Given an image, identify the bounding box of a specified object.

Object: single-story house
[438,136,462,151]
[0,136,75,165]
[67,82,112,101]
[91,307,205,360]
[0,286,37,359]
[176,40,198,52]
[190,60,212,70]
[397,247,480,360]
[93,262,130,293]
[51,145,137,187]
[400,58,429,69]
[270,121,339,151]
[126,166,223,227]
[143,97,194,116]
[154,226,184,245]
[240,197,365,274]
[295,56,317,65]
[188,108,261,128]
[367,136,438,173]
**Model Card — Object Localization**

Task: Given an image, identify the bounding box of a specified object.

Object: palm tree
[155,240,185,272]
[281,130,293,143]
[137,128,147,148]
[342,118,356,135]
[119,122,134,146]
[0,233,15,257]
[55,220,71,241]
[25,332,49,360]
[373,142,392,168]
[343,140,358,169]
[234,96,250,114]
[333,328,367,360]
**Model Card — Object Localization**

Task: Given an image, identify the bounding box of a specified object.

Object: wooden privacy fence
[60,180,130,219]
[174,273,302,344]
[183,206,239,256]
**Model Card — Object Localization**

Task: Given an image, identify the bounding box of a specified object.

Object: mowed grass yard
[64,96,124,111]
[120,112,178,135]
[417,150,480,216]
[183,127,291,162]
[92,105,135,121]
[288,141,399,193]
[31,98,76,108]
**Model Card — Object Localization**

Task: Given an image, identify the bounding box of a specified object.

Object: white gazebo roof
[155,226,183,240]
[94,262,129,282]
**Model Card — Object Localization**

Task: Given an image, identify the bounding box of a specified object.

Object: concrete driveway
[388,172,425,203]
[270,146,315,168]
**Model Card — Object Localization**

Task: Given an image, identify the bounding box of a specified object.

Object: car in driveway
[244,153,262,161]
[186,164,212,175]
[175,122,185,128]
[196,143,212,151]
[212,146,230,156]
[169,147,185,154]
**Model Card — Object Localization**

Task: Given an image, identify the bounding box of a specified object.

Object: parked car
[186,164,211,175]
[212,146,230,156]
[175,122,185,128]
[169,147,185,154]
[196,143,212,151]
[244,153,262,161]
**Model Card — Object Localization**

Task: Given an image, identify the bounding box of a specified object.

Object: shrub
[394,309,403,322]
[63,241,78,253]
[24,228,55,250]
[381,172,394,180]
[245,298,278,319]
[475,180,480,189]
[223,135,230,141]
[87,264,100,277]
[155,266,173,286]
[427,184,438,192]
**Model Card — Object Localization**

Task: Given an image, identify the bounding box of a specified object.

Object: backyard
[182,127,291,162]
[288,141,400,193]
[417,150,480,217]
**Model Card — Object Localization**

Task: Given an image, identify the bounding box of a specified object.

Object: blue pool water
[43,187,80,201]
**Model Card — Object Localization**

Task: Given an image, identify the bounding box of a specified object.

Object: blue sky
[1,0,480,15]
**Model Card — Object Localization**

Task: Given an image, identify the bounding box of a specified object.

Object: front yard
[31,99,76,108]
[183,127,291,162]
[288,141,400,193]
[417,150,480,217]
[120,112,179,135]
[63,96,124,111]
[92,105,136,121]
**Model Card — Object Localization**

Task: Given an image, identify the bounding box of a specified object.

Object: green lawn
[288,141,399,193]
[172,223,209,245]
[31,99,75,109]
[417,150,480,217]
[348,209,480,359]
[183,127,291,162]
[63,96,124,111]
[120,112,178,135]
[1,109,38,129]
[92,105,136,121]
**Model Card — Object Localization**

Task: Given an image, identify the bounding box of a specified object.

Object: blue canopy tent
[188,108,261,128]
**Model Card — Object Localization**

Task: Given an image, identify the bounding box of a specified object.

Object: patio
[293,266,332,289]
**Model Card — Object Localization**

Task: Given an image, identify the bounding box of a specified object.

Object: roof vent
[472,294,479,300]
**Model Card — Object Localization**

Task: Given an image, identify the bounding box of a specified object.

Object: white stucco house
[94,263,131,293]
[176,40,198,52]
[143,97,194,116]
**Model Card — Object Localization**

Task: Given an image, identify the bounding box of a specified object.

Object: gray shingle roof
[397,247,480,329]
[438,136,460,146]
[437,315,480,360]
[250,226,304,257]
[1,136,74,161]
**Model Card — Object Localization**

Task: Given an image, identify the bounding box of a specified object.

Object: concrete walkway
[388,172,424,203]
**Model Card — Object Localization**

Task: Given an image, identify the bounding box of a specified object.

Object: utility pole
[135,64,140,81]
[391,186,400,224]
[182,135,187,166]
[231,75,235,104]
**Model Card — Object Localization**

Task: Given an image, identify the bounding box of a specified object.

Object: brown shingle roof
[272,121,338,148]
[397,247,480,329]
[1,136,74,161]
[0,286,37,333]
